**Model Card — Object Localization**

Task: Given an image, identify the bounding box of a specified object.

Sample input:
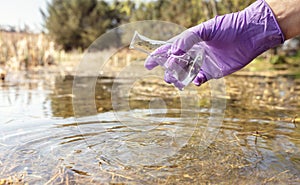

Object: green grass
[243,52,300,73]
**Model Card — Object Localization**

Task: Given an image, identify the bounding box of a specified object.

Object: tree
[41,0,258,51]
[131,0,207,28]
[218,0,255,13]
[41,0,113,51]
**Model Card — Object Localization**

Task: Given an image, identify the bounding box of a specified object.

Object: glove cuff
[258,0,285,43]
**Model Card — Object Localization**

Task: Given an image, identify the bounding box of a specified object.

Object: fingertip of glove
[144,63,156,70]
[193,73,207,86]
[144,56,158,70]
[164,71,186,89]
[164,71,174,84]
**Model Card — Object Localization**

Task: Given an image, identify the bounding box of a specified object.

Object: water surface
[0,69,299,184]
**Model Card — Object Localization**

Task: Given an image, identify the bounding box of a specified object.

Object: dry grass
[0,31,61,70]
[0,175,27,185]
[0,31,86,81]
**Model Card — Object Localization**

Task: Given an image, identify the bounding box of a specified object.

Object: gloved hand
[145,0,284,88]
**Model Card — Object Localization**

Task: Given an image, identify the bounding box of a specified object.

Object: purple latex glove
[145,0,284,87]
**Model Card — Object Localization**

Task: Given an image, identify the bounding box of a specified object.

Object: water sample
[129,31,205,90]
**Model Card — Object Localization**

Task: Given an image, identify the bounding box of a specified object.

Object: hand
[145,0,284,87]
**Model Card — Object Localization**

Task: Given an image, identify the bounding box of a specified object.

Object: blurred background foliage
[41,0,256,51]
[1,0,299,71]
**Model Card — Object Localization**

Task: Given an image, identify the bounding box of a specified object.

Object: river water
[0,67,299,184]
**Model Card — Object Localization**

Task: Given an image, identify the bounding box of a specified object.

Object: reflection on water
[0,70,300,184]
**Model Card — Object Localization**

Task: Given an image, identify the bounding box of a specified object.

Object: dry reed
[0,31,60,70]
